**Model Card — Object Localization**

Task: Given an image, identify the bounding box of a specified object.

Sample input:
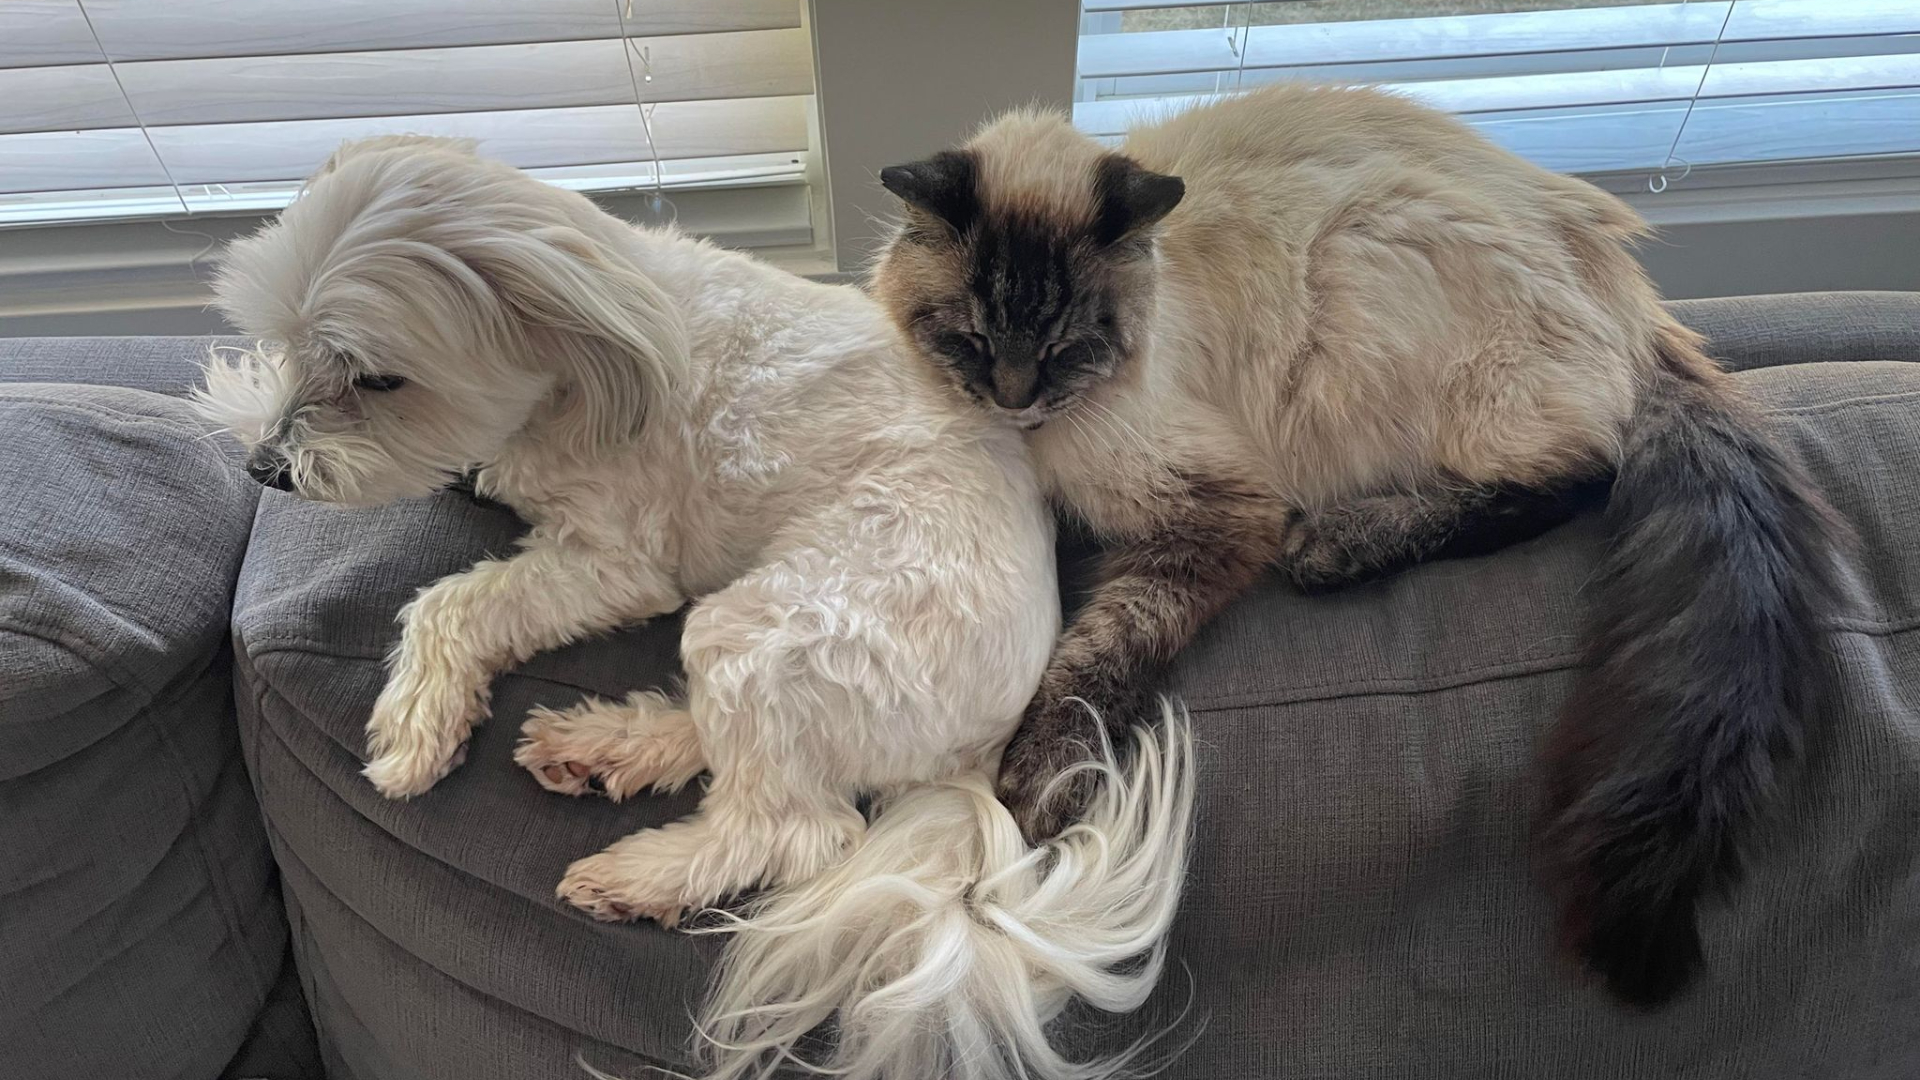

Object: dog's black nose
[246,455,295,491]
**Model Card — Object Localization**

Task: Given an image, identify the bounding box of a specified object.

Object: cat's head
[870,109,1184,428]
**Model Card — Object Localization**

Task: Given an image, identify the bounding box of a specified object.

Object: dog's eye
[352,374,408,392]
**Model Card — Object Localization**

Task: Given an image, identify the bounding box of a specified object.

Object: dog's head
[196,135,686,505]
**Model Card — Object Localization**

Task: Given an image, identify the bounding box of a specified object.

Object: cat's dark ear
[880,150,979,235]
[1093,155,1185,246]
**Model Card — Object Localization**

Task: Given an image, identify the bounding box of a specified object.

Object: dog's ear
[319,135,480,178]
[465,224,687,453]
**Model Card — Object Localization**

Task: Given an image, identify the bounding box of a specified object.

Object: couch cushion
[232,491,705,1079]
[1156,360,1920,1078]
[1671,291,1920,371]
[232,357,1920,1078]
[0,384,317,1079]
[0,336,246,397]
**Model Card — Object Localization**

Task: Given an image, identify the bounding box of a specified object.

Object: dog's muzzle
[245,450,296,492]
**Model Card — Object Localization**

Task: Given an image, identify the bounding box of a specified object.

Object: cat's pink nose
[990,366,1039,410]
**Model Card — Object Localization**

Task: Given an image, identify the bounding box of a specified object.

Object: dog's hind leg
[365,534,683,798]
[557,774,864,925]
[515,690,706,799]
[554,556,907,923]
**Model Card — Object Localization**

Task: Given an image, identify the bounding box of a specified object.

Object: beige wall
[809,0,1080,273]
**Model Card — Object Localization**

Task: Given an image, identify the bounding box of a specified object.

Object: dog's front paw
[363,738,469,800]
[558,851,690,927]
[362,668,488,799]
[514,694,705,801]
[997,693,1115,844]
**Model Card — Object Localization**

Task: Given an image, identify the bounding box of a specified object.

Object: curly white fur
[196,137,1194,1079]
[695,705,1195,1080]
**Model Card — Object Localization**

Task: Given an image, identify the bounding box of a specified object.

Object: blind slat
[99,29,812,128]
[0,64,137,134]
[149,96,810,187]
[2,0,817,236]
[70,0,803,63]
[1477,89,1920,174]
[1729,0,1920,43]
[1674,89,1920,167]
[1078,4,1733,80]
[0,96,808,196]
[1086,0,1914,26]
[0,1,99,68]
[1708,53,1920,99]
[1078,2,1920,179]
[1080,53,1920,132]
[0,130,174,195]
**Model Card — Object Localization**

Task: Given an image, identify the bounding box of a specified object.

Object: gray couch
[4,293,1920,1080]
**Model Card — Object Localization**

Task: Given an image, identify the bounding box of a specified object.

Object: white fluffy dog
[196,137,1194,1080]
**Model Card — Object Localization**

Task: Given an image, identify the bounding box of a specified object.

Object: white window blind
[1076,1,1920,188]
[0,0,817,240]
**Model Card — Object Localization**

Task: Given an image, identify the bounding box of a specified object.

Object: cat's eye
[1041,340,1071,361]
[352,373,408,392]
[960,331,992,357]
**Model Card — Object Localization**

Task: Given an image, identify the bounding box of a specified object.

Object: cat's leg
[514,690,705,800]
[1002,469,1289,841]
[364,535,683,798]
[1279,472,1613,592]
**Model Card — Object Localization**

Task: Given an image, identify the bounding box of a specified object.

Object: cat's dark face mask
[873,150,1184,429]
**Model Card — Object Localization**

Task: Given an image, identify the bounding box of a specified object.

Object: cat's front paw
[1278,507,1371,592]
[362,666,488,799]
[996,693,1115,844]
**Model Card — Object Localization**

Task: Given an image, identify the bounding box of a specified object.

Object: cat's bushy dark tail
[1541,323,1853,1008]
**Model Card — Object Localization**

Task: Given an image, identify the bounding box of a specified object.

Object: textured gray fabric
[15,295,1904,1076]
[1669,291,1920,371]
[1144,361,1920,1077]
[0,384,318,1080]
[231,491,704,1079]
[0,336,243,397]
[229,354,1920,1076]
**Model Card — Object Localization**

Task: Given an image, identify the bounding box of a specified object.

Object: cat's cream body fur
[994,86,1658,528]
[873,84,1853,1008]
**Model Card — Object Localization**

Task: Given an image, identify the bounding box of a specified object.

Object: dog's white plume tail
[692,701,1197,1080]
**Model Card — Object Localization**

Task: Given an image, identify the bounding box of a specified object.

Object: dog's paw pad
[557,870,684,926]
[515,703,700,800]
[517,733,610,797]
[562,884,640,922]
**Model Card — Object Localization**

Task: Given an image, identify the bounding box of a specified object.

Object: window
[1075,1,1920,189]
[0,0,817,246]
[1,0,1914,333]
